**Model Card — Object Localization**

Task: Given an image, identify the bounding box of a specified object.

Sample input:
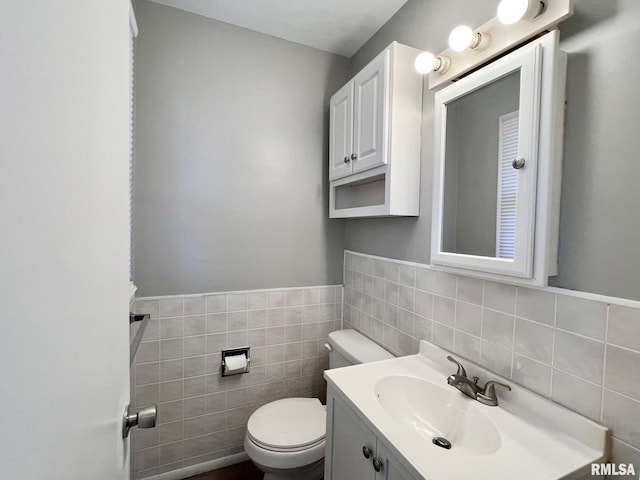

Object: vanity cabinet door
[329,395,377,480]
[329,81,354,180]
[326,390,423,480]
[352,49,388,175]
[375,441,420,480]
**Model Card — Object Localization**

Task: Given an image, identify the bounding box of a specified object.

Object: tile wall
[343,250,640,471]
[130,286,341,479]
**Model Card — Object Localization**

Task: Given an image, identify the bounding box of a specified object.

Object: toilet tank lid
[328,329,394,364]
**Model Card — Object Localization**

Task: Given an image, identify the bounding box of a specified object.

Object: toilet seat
[247,397,326,450]
[249,436,325,453]
[245,397,327,470]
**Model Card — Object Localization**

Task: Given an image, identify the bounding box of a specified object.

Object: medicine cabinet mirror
[430,31,567,286]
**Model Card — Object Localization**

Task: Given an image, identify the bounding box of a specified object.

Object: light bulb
[414,51,436,74]
[414,52,451,74]
[448,25,474,52]
[497,0,543,24]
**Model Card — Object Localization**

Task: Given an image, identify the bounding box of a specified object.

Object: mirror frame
[430,31,565,285]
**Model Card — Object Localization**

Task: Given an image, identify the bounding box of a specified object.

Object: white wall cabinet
[329,42,423,218]
[325,388,421,480]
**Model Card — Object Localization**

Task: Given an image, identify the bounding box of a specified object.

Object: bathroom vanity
[324,340,608,480]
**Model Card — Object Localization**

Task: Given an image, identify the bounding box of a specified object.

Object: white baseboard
[141,452,249,480]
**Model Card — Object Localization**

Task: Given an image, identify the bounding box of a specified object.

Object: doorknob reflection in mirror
[122,404,157,438]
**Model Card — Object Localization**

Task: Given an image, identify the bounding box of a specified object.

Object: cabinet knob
[362,445,372,459]
[343,156,350,163]
[373,457,383,472]
[512,157,526,169]
[350,153,358,161]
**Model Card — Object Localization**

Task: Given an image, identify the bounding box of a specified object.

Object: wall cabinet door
[352,50,388,174]
[329,82,354,180]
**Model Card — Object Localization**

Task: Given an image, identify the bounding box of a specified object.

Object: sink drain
[432,437,452,450]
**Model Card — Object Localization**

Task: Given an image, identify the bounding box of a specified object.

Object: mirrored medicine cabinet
[430,30,567,286]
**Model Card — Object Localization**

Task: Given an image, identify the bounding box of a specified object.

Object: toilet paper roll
[224,353,247,375]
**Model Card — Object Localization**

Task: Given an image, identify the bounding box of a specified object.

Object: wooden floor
[184,461,263,480]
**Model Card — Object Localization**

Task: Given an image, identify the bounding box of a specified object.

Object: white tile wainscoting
[130,286,342,479]
[343,250,640,472]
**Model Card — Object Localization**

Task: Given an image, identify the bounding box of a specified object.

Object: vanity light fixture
[497,0,546,24]
[416,0,571,88]
[414,51,451,74]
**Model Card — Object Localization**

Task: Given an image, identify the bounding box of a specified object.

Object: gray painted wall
[345,0,640,301]
[133,1,348,296]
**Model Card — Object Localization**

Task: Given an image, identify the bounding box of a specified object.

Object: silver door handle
[122,404,157,438]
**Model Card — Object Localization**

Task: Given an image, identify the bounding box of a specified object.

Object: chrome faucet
[445,355,511,406]
[446,356,481,399]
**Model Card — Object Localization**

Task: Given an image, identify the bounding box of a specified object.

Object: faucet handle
[477,380,511,406]
[446,355,467,378]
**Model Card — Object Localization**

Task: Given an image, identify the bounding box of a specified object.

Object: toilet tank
[327,329,394,368]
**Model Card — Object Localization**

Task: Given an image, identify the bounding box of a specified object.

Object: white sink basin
[374,375,501,456]
[325,339,609,480]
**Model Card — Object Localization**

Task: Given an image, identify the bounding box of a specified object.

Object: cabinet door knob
[373,457,383,472]
[512,157,526,169]
[343,156,350,163]
[362,445,372,459]
[350,153,358,161]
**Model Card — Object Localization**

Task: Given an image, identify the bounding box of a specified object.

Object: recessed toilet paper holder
[221,346,250,376]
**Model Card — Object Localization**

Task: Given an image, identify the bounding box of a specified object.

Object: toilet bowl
[244,397,326,480]
[244,329,394,480]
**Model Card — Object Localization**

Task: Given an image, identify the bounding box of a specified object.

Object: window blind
[496,111,519,259]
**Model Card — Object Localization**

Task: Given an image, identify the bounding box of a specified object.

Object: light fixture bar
[428,0,572,89]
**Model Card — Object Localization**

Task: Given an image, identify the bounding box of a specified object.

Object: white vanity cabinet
[325,388,421,480]
[329,42,423,218]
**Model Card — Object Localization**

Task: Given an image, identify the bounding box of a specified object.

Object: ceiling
[145,0,409,57]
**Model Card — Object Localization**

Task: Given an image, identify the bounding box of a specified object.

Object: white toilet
[244,329,394,480]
